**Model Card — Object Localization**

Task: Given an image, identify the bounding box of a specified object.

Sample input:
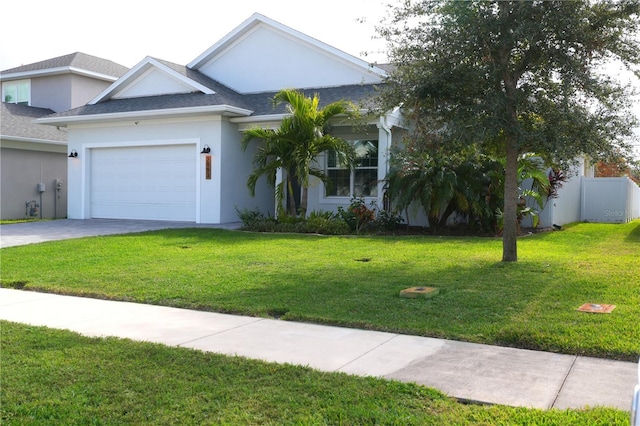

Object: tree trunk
[300,187,308,218]
[286,176,297,217]
[502,135,519,262]
[500,46,520,262]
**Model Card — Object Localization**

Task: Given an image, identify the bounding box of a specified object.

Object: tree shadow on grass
[624,220,640,243]
[204,257,638,360]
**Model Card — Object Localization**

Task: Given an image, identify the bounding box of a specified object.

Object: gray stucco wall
[31,75,73,112]
[31,74,112,113]
[69,75,113,110]
[219,119,274,222]
[1,147,68,220]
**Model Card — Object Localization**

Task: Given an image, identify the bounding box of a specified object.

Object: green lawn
[1,221,639,361]
[0,321,629,425]
[0,219,41,224]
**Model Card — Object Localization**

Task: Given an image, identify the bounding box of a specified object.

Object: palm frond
[241,88,361,216]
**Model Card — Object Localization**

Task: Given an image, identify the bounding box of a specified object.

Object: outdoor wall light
[201,145,211,154]
[68,150,78,158]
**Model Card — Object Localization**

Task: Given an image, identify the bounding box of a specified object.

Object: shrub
[337,198,375,233]
[237,205,401,236]
[237,207,350,235]
[337,206,356,231]
[236,207,266,229]
[308,210,341,221]
[304,216,351,235]
[372,209,405,232]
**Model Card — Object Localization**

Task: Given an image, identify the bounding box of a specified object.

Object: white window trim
[2,79,30,105]
[324,139,379,199]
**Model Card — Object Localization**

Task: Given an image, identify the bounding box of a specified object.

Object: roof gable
[89,57,215,104]
[188,13,386,94]
[112,67,198,99]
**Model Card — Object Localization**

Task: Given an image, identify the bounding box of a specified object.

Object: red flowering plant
[349,198,375,234]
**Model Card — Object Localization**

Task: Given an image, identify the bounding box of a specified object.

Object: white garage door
[91,144,197,221]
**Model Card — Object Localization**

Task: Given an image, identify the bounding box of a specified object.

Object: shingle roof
[147,59,384,113]
[244,85,383,116]
[1,103,67,142]
[41,62,384,122]
[1,52,128,78]
[45,92,251,119]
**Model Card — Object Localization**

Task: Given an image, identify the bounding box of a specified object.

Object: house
[1,53,128,219]
[37,13,402,224]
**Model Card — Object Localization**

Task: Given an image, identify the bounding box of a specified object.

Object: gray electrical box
[37,182,46,192]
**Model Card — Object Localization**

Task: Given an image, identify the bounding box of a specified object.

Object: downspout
[274,167,283,219]
[378,114,393,211]
[378,116,392,172]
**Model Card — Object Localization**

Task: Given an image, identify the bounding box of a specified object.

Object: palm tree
[241,89,357,217]
[488,153,552,232]
[386,148,478,231]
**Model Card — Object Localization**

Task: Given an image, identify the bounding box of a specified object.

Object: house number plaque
[205,155,212,180]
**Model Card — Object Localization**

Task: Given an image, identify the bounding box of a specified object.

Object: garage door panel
[91,202,195,221]
[91,145,196,221]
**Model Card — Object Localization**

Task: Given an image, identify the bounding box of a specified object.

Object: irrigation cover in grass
[577,303,616,314]
[400,286,440,299]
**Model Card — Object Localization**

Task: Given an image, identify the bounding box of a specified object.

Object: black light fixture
[200,145,211,154]
[68,150,78,158]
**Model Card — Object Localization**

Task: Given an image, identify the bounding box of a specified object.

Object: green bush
[236,207,267,229]
[237,208,350,235]
[304,216,351,235]
[237,205,400,236]
[308,210,341,221]
[372,209,405,232]
[338,199,404,233]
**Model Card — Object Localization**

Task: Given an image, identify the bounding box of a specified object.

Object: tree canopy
[377,0,640,261]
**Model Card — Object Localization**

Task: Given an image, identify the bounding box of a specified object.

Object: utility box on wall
[581,177,640,223]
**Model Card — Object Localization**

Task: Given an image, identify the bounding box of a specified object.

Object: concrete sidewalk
[0,219,241,248]
[0,288,636,411]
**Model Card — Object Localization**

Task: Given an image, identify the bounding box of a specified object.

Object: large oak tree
[377,0,640,261]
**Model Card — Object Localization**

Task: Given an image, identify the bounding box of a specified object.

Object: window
[326,140,378,197]
[2,80,30,105]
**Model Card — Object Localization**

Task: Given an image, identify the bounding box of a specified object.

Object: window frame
[2,79,30,106]
[325,139,379,198]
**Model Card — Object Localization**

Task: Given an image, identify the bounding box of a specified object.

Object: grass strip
[0,321,629,425]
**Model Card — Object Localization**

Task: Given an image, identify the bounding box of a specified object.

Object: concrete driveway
[0,219,241,248]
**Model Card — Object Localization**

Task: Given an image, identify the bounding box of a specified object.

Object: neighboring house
[38,14,402,224]
[0,52,128,219]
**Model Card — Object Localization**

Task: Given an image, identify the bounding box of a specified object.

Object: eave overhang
[0,134,67,145]
[36,105,254,127]
[0,67,121,82]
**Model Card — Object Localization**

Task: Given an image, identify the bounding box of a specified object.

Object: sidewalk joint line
[551,355,578,409]
[177,318,265,346]
[335,333,400,373]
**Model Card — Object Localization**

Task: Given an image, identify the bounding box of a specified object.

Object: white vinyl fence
[581,177,640,223]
